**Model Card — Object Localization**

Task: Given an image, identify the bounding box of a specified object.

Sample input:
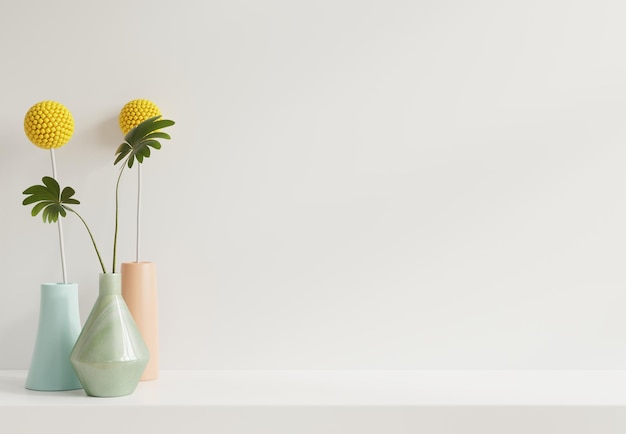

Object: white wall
[1,0,625,370]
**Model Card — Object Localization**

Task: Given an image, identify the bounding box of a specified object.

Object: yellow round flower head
[119,99,161,134]
[24,101,75,149]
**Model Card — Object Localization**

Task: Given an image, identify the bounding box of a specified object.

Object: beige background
[1,0,625,369]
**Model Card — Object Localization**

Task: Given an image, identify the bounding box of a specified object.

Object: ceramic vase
[25,283,82,391]
[70,273,149,397]
[122,261,159,381]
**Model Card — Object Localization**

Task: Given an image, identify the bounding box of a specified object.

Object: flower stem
[64,206,107,274]
[56,218,68,283]
[112,165,126,273]
[136,163,142,263]
[50,149,68,284]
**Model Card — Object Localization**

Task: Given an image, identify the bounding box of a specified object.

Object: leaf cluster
[22,176,80,223]
[114,116,175,168]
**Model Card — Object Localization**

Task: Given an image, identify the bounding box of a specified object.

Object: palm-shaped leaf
[114,116,175,168]
[22,176,81,223]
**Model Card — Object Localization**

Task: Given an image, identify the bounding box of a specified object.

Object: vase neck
[99,273,121,296]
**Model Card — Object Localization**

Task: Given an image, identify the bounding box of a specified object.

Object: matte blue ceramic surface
[25,283,82,391]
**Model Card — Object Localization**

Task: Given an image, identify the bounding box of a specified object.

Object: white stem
[50,149,68,284]
[136,163,142,263]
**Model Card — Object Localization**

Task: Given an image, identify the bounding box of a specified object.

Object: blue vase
[25,283,82,391]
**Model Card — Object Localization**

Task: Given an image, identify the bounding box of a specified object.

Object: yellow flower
[119,99,161,134]
[24,101,74,149]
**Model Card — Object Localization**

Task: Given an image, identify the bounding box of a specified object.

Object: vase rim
[99,273,122,286]
[41,282,78,286]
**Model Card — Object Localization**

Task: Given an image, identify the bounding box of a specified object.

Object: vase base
[140,374,158,382]
[25,385,82,392]
[72,359,148,397]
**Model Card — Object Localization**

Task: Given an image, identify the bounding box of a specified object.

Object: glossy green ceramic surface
[70,273,149,397]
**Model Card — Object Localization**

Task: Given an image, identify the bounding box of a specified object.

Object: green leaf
[22,177,82,225]
[61,186,75,201]
[145,141,162,150]
[23,195,43,206]
[126,117,175,144]
[124,116,161,144]
[116,116,174,168]
[144,132,171,141]
[114,151,128,165]
[115,142,131,155]
[23,185,56,199]
[42,176,60,199]
[31,201,51,217]
[42,206,51,223]
[22,186,41,195]
[137,139,160,150]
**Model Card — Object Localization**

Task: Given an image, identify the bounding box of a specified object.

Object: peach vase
[121,262,159,380]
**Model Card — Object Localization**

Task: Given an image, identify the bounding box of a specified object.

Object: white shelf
[3,370,626,433]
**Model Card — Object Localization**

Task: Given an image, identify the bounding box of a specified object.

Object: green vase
[25,283,82,391]
[70,273,149,397]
